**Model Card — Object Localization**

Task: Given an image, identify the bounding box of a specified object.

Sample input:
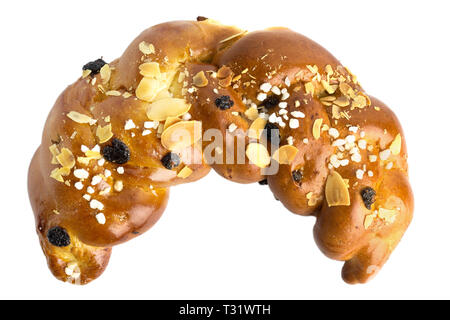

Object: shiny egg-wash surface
[28,18,413,285]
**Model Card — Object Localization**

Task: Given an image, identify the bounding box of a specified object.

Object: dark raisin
[361,187,376,209]
[161,152,181,170]
[258,179,268,185]
[102,138,130,164]
[264,122,280,145]
[197,16,208,21]
[260,95,280,109]
[215,95,234,110]
[47,226,71,247]
[292,170,303,184]
[82,58,107,75]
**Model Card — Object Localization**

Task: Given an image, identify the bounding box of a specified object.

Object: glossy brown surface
[28,19,413,285]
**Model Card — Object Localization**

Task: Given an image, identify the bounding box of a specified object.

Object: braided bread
[27,18,413,285]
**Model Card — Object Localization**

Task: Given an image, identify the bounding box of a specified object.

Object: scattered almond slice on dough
[56,148,75,169]
[193,71,209,87]
[325,171,351,206]
[139,62,161,78]
[248,118,267,140]
[272,145,299,165]
[136,77,162,102]
[313,118,323,140]
[67,111,96,125]
[389,134,402,155]
[161,120,202,151]
[163,116,182,131]
[177,166,193,179]
[245,143,271,168]
[147,98,191,121]
[139,41,155,55]
[96,124,113,143]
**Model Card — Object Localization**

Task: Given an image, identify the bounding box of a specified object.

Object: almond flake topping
[139,62,161,78]
[389,134,402,155]
[67,111,96,125]
[325,171,351,207]
[312,118,323,140]
[146,98,191,121]
[364,214,376,229]
[244,106,259,121]
[50,167,70,182]
[177,166,193,179]
[100,64,111,84]
[246,143,271,168]
[136,77,161,102]
[161,120,202,151]
[193,71,209,87]
[96,124,113,143]
[138,41,155,55]
[56,148,75,169]
[272,145,299,165]
[49,144,60,164]
[248,118,267,139]
[106,90,122,96]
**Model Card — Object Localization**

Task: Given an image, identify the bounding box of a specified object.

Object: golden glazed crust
[28,19,413,285]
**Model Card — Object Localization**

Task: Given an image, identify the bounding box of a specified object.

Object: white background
[1,0,449,299]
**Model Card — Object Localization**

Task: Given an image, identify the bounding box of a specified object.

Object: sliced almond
[67,111,95,124]
[334,96,350,107]
[389,134,402,155]
[138,41,155,55]
[306,65,318,74]
[49,144,60,164]
[77,154,101,165]
[50,167,71,183]
[106,90,122,96]
[100,64,111,84]
[306,192,321,207]
[96,124,113,143]
[163,116,181,131]
[378,208,398,224]
[161,120,202,151]
[272,145,299,165]
[146,98,191,121]
[153,89,172,102]
[305,82,315,96]
[312,118,323,140]
[246,143,271,168]
[248,118,267,139]
[339,82,355,98]
[136,77,161,102]
[325,171,351,207]
[82,69,91,78]
[56,148,75,169]
[244,106,259,121]
[217,66,233,79]
[218,75,232,87]
[332,105,341,119]
[352,95,367,109]
[320,95,337,102]
[364,214,376,229]
[193,71,209,87]
[321,80,337,94]
[139,62,161,78]
[177,166,193,179]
